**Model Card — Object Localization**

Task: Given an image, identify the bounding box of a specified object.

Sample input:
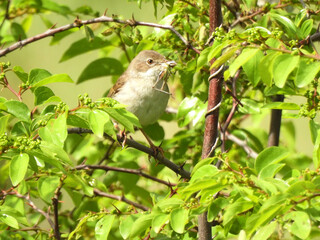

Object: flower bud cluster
[0,134,40,152]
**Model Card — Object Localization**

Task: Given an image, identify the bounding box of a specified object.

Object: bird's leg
[140,128,164,158]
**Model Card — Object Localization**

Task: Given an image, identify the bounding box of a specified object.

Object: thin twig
[75,164,176,187]
[0,15,200,57]
[5,191,55,230]
[67,128,191,179]
[93,189,149,211]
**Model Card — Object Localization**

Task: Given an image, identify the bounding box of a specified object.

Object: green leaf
[0,115,10,134]
[273,54,299,88]
[252,221,277,240]
[34,86,60,106]
[120,215,136,239]
[246,205,282,237]
[29,69,52,85]
[286,181,315,196]
[295,59,320,87]
[238,98,262,114]
[258,51,281,86]
[313,129,320,168]
[67,114,90,129]
[143,122,164,141]
[152,213,169,233]
[210,46,241,69]
[259,163,285,179]
[269,13,301,39]
[104,107,141,132]
[130,214,153,238]
[0,213,19,229]
[88,110,109,138]
[39,142,73,166]
[255,147,289,174]
[9,153,29,186]
[191,158,215,177]
[84,25,94,42]
[243,49,264,86]
[3,100,30,122]
[60,37,111,62]
[284,211,311,239]
[31,74,73,88]
[170,208,189,234]
[262,102,300,110]
[207,40,232,61]
[42,0,71,15]
[13,66,28,83]
[300,19,313,38]
[309,120,320,144]
[39,113,68,147]
[95,215,115,240]
[38,176,60,203]
[11,22,27,41]
[223,199,254,225]
[190,165,218,182]
[78,58,124,84]
[229,48,260,77]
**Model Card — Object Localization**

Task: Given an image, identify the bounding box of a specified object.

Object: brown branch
[93,189,149,211]
[67,128,191,179]
[75,164,176,187]
[268,95,284,147]
[0,15,200,57]
[198,0,223,239]
[5,191,55,231]
[52,175,66,240]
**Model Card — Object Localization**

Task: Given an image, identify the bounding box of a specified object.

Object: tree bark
[268,95,284,147]
[198,0,223,239]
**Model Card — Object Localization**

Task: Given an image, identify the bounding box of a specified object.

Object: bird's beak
[166,60,176,67]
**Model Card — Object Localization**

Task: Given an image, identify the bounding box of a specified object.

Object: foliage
[0,0,320,239]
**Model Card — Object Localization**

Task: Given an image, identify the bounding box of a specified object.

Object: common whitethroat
[108,50,176,126]
[107,50,176,153]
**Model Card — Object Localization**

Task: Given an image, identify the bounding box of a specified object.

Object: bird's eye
[146,58,154,65]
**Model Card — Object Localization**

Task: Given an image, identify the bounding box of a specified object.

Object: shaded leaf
[78,58,124,84]
[255,147,289,173]
[295,59,320,87]
[95,215,115,240]
[229,48,260,77]
[60,37,111,62]
[9,153,29,186]
[38,176,60,203]
[31,74,73,88]
[273,54,299,88]
[3,100,30,122]
[170,208,189,234]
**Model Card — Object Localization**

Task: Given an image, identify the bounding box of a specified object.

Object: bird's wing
[107,73,127,98]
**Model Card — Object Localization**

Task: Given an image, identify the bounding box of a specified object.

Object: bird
[107,50,176,152]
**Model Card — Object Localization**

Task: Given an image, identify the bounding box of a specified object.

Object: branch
[198,0,223,239]
[5,191,55,231]
[268,95,284,147]
[75,164,176,187]
[93,189,149,211]
[225,132,258,159]
[52,175,66,240]
[67,128,191,179]
[0,15,200,57]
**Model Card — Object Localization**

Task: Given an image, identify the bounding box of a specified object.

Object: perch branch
[67,128,191,179]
